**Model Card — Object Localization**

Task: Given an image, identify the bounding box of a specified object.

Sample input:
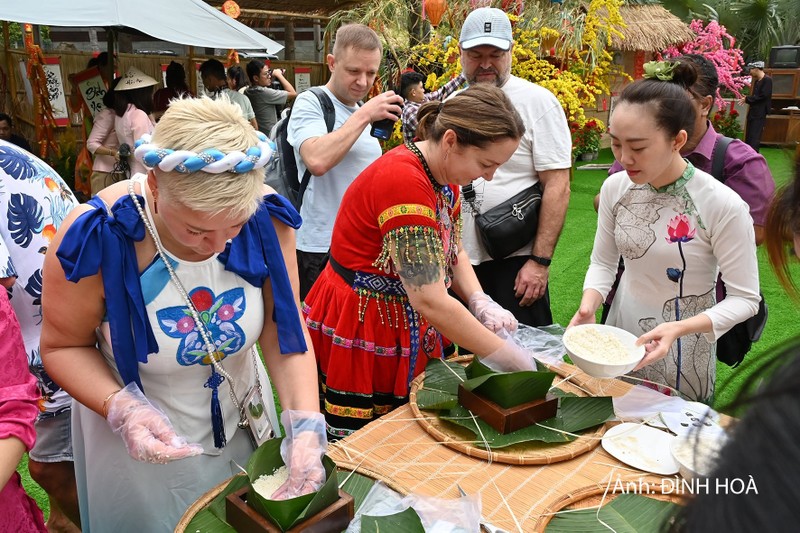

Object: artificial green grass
[17,454,48,519]
[18,146,799,517]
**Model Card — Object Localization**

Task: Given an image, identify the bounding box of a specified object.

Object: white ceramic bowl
[670,434,726,480]
[563,324,645,378]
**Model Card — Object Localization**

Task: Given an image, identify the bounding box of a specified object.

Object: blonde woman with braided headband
[569,61,761,402]
[40,96,324,532]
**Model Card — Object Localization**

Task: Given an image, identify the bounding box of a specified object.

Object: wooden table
[327,362,705,532]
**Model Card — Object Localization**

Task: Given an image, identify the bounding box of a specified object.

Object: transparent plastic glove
[105,382,203,464]
[468,292,518,333]
[272,410,327,500]
[479,329,536,372]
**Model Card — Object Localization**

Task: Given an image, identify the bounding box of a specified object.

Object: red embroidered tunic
[303,144,461,438]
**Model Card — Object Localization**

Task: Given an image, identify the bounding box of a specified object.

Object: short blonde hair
[150,96,264,219]
[332,24,382,58]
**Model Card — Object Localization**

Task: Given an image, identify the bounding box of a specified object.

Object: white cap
[116,66,158,91]
[747,61,765,70]
[459,7,513,51]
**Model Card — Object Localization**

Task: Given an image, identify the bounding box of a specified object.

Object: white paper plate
[601,423,679,475]
[660,401,722,438]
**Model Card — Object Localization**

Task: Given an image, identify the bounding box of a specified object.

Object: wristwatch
[529,255,552,267]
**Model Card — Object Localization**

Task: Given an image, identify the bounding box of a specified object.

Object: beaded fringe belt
[329,256,421,387]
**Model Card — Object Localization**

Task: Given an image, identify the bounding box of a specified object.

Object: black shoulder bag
[461,182,543,261]
[711,136,768,367]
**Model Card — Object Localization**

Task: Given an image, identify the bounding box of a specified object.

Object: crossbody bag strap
[710,135,733,183]
[461,183,479,213]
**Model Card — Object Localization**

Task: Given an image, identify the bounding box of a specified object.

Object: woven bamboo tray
[407,356,609,465]
[175,475,242,532]
[534,482,686,532]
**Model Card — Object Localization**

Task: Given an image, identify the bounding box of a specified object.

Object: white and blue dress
[55,175,306,532]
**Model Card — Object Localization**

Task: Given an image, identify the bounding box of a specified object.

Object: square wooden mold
[458,384,559,434]
[225,487,354,533]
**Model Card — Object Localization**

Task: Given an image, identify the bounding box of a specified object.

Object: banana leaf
[465,357,495,378]
[467,355,551,378]
[337,469,376,512]
[184,471,376,533]
[441,395,614,448]
[415,359,467,410]
[461,369,556,408]
[208,474,249,522]
[417,358,613,448]
[361,507,425,533]
[246,438,339,531]
[545,493,679,532]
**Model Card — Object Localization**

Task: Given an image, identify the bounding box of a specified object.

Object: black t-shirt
[7,133,32,153]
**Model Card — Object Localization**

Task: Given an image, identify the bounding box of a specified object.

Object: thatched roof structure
[205,0,364,21]
[611,5,695,52]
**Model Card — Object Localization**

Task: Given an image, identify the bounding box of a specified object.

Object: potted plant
[571,119,603,161]
[710,107,743,139]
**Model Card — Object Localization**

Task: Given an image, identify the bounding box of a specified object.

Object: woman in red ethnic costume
[304,85,536,439]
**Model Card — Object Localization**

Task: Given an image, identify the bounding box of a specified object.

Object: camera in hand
[269,70,283,90]
[117,143,131,172]
[370,112,401,141]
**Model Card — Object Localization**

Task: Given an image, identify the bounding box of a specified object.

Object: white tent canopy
[1,0,283,53]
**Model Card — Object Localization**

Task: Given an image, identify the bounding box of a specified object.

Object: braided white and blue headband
[133,131,275,174]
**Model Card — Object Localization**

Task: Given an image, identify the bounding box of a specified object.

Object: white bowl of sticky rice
[670,433,727,480]
[563,324,646,378]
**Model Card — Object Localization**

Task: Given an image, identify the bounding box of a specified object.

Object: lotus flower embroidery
[665,214,696,243]
[664,213,696,391]
[157,286,246,366]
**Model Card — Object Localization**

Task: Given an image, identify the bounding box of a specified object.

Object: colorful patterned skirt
[303,260,445,439]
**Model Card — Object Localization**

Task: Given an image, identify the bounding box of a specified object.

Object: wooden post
[187,46,197,94]
[284,20,296,61]
[2,22,20,124]
[313,19,322,63]
[323,26,331,60]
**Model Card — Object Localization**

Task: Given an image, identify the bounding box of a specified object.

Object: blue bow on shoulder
[220,194,307,355]
[56,196,156,391]
[56,193,307,391]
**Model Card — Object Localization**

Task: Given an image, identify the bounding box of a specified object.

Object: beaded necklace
[405,141,444,193]
[404,142,459,282]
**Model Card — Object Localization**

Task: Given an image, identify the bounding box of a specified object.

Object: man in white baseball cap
[458,7,572,327]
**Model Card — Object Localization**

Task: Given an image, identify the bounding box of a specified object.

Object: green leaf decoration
[440,394,614,449]
[642,60,678,81]
[545,493,679,533]
[415,359,466,410]
[462,370,556,408]
[245,438,340,531]
[361,507,426,533]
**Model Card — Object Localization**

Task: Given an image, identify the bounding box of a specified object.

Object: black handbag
[716,292,768,367]
[462,182,542,261]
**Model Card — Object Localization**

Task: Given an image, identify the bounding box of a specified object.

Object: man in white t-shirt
[199,58,257,129]
[458,7,572,326]
[287,24,403,299]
